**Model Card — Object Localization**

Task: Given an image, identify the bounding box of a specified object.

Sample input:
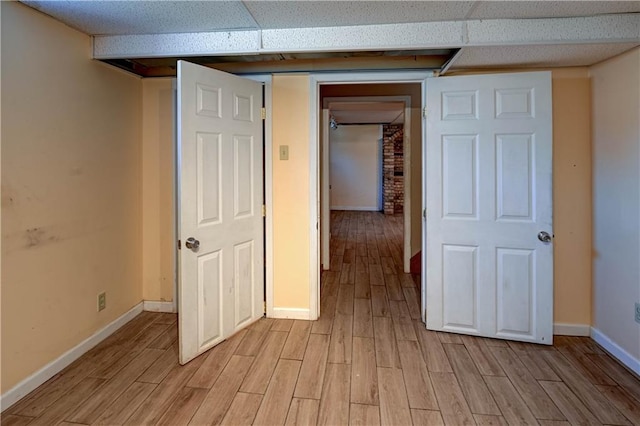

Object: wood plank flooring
[4,211,640,425]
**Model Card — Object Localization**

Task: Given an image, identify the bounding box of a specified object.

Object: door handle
[185,237,200,250]
[537,231,552,243]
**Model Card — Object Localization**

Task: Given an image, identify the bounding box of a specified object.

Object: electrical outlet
[279,145,289,161]
[98,292,106,312]
[635,302,640,324]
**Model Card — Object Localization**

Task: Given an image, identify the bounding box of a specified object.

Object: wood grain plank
[66,348,163,424]
[444,343,500,415]
[596,385,640,425]
[355,272,371,299]
[220,392,263,426]
[377,367,412,426]
[370,286,390,317]
[438,332,463,344]
[137,345,179,384]
[384,274,403,301]
[402,287,421,320]
[148,324,178,349]
[355,256,369,273]
[0,415,34,426]
[541,350,629,425]
[350,404,381,426]
[93,382,156,425]
[380,257,396,275]
[414,322,453,373]
[411,409,445,425]
[484,375,540,425]
[285,398,319,426]
[389,300,410,319]
[337,285,355,315]
[370,264,385,286]
[473,414,508,425]
[189,355,254,426]
[30,378,105,426]
[281,320,312,360]
[271,319,295,332]
[317,363,351,426]
[586,353,640,403]
[373,317,400,368]
[253,359,302,426]
[123,352,205,425]
[340,263,356,284]
[397,340,438,410]
[353,298,374,338]
[234,318,273,356]
[557,345,616,386]
[311,292,337,335]
[490,347,565,420]
[351,337,379,405]
[294,333,330,400]
[393,316,417,341]
[539,381,601,425]
[328,313,353,364]
[460,335,505,377]
[430,372,475,426]
[186,329,245,388]
[239,331,288,394]
[156,387,208,426]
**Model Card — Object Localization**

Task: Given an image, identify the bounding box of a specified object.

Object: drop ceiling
[21,1,640,76]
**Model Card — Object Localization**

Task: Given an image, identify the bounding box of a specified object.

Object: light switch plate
[635,302,640,324]
[279,145,289,161]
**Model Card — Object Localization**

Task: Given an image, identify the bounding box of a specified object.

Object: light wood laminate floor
[4,211,640,425]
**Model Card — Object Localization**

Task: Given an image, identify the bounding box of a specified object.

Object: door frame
[173,74,273,316]
[321,95,413,273]
[309,71,433,320]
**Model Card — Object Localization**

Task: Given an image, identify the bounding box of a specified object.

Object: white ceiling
[22,1,640,70]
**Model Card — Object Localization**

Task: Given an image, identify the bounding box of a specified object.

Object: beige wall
[590,47,640,361]
[141,78,175,302]
[272,75,311,308]
[550,68,593,326]
[1,2,143,392]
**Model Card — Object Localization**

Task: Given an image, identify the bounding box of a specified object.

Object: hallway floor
[4,211,640,425]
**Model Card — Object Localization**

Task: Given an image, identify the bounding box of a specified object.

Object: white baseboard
[591,327,640,376]
[0,302,144,412]
[553,323,591,336]
[330,206,380,211]
[269,307,310,320]
[143,300,175,313]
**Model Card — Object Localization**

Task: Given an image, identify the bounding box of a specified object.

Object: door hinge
[177,239,181,250]
[261,107,266,120]
[263,301,266,313]
[262,204,266,217]
[422,107,428,118]
[423,208,427,218]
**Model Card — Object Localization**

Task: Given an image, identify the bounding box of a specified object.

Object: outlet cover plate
[98,292,106,312]
[635,302,640,324]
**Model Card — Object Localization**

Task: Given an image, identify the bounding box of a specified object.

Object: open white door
[178,60,264,364]
[425,71,553,344]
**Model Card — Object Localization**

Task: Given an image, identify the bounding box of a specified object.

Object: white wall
[590,47,640,374]
[330,125,382,210]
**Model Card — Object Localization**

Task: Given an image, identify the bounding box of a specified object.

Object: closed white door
[178,60,264,364]
[425,71,553,344]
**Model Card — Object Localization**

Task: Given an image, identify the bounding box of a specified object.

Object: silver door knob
[185,237,200,250]
[537,231,552,243]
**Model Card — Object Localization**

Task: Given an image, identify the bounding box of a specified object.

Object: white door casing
[425,71,553,344]
[178,61,264,364]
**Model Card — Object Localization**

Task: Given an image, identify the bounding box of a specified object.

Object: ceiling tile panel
[24,0,259,35]
[470,1,640,20]
[244,1,475,29]
[451,43,640,69]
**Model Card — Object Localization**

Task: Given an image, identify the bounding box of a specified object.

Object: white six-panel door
[425,71,553,344]
[178,61,264,364]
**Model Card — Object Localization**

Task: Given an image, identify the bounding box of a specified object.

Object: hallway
[4,212,640,425]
